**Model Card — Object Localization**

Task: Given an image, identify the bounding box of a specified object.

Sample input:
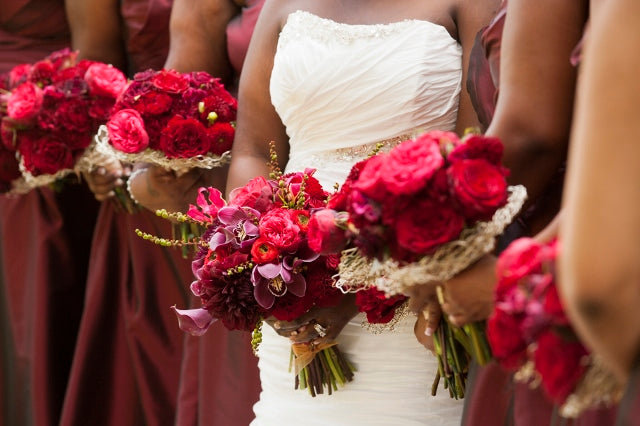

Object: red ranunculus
[228,176,274,213]
[19,134,74,175]
[152,69,190,93]
[447,158,508,222]
[106,108,149,153]
[136,91,174,115]
[85,62,128,98]
[395,198,465,256]
[7,82,43,123]
[534,330,589,404]
[380,136,444,195]
[487,308,528,371]
[258,209,302,250]
[207,122,234,155]
[250,237,280,264]
[159,116,210,158]
[307,209,348,255]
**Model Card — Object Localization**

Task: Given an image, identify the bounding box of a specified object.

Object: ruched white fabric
[251,10,464,425]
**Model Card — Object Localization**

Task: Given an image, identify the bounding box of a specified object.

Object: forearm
[559,0,640,380]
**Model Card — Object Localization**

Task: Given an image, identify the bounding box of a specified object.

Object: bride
[227,0,500,424]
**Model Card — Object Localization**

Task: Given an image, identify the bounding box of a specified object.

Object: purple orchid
[207,205,261,252]
[250,242,319,309]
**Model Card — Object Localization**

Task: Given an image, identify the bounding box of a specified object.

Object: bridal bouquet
[0,74,26,194]
[96,68,235,172]
[140,153,354,396]
[488,237,622,417]
[306,130,528,397]
[1,48,127,189]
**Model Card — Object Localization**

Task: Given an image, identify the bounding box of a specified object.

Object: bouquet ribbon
[291,341,338,375]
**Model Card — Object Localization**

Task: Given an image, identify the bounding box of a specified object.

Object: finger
[423,300,442,337]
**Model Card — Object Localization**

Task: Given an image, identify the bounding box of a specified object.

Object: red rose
[159,116,210,158]
[54,97,93,133]
[448,134,505,166]
[356,287,407,324]
[206,121,234,155]
[19,134,74,175]
[307,209,348,255]
[380,136,444,195]
[85,63,128,98]
[106,108,149,153]
[534,330,589,404]
[394,198,465,255]
[28,60,56,84]
[447,158,508,222]
[258,209,302,250]
[495,238,545,295]
[228,176,274,213]
[7,82,43,123]
[352,153,388,201]
[487,308,528,371]
[88,96,116,121]
[251,237,280,264]
[152,69,190,93]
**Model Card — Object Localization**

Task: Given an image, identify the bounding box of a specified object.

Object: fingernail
[98,167,106,175]
[448,315,457,324]
[422,310,429,321]
[425,327,433,337]
[107,191,115,198]
[298,325,306,333]
[115,179,124,187]
[273,321,281,329]
[290,331,297,336]
[123,169,131,177]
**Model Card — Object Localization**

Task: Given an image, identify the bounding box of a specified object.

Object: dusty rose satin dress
[58,1,193,425]
[464,3,618,425]
[174,2,264,425]
[0,2,101,425]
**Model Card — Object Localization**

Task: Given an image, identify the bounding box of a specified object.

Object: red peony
[159,116,210,158]
[258,209,302,250]
[352,153,388,201]
[107,108,150,153]
[152,69,190,93]
[380,136,444,195]
[85,63,127,98]
[228,176,274,213]
[307,209,348,255]
[447,158,508,222]
[395,198,465,256]
[495,238,545,295]
[7,82,43,123]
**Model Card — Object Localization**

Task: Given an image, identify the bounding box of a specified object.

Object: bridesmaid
[59,0,193,424]
[413,0,616,424]
[560,0,640,424]
[0,1,100,425]
[126,0,265,424]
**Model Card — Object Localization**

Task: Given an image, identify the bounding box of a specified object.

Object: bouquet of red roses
[306,130,528,397]
[96,68,235,172]
[1,48,127,189]
[140,155,354,396]
[0,72,27,194]
[488,237,622,417]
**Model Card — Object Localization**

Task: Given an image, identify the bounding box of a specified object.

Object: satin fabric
[252,10,464,425]
[464,2,618,425]
[0,2,99,425]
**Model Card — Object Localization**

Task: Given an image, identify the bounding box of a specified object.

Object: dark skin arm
[128,0,239,214]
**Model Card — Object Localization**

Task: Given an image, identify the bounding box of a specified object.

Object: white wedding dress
[251,10,464,425]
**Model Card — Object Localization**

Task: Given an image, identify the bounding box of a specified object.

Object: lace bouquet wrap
[94,69,235,173]
[139,155,355,396]
[0,48,127,192]
[306,130,527,398]
[488,237,623,417]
